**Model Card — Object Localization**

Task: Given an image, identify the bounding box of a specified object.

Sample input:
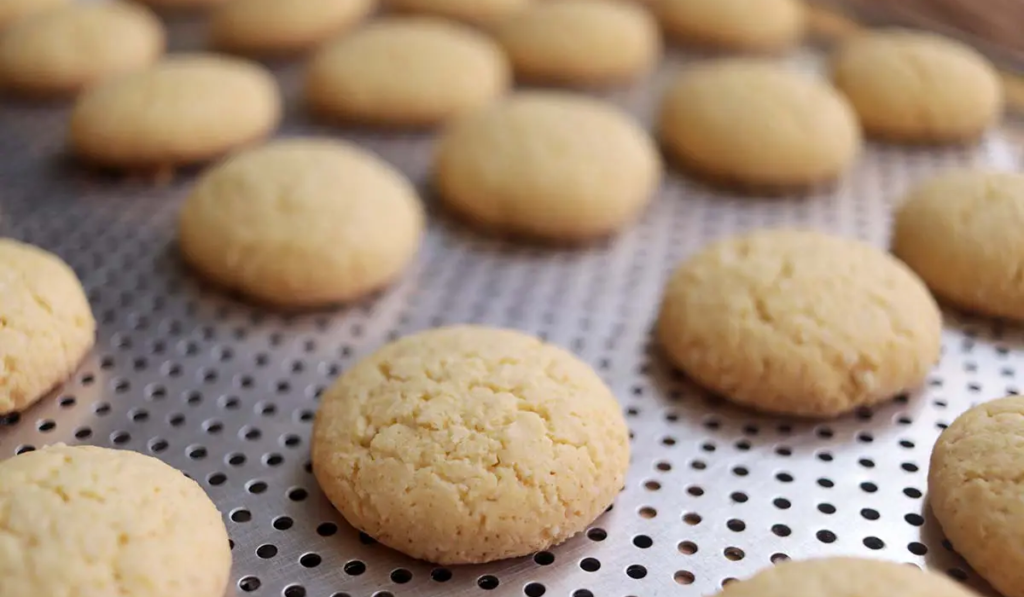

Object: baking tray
[2,14,1023,597]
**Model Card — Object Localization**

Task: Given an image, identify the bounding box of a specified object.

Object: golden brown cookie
[209,0,374,56]
[655,0,806,53]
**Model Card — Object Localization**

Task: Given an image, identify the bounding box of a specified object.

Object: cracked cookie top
[657,228,941,418]
[311,325,630,564]
[0,238,95,415]
[0,444,231,597]
[929,396,1024,597]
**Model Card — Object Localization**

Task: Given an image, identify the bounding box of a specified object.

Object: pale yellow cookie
[930,396,1024,597]
[435,91,661,241]
[658,60,861,190]
[0,239,95,415]
[657,229,942,418]
[655,0,806,53]
[0,445,232,597]
[0,0,67,31]
[0,1,165,97]
[715,557,979,597]
[311,325,630,564]
[69,54,281,169]
[179,138,424,308]
[134,0,229,10]
[383,0,529,26]
[832,29,1003,143]
[306,17,509,127]
[495,0,660,87]
[893,170,1024,321]
[209,0,374,56]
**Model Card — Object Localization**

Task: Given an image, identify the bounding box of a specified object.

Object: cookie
[435,91,661,241]
[0,445,231,597]
[655,0,805,53]
[832,29,1003,143]
[930,396,1024,597]
[657,228,942,418]
[893,170,1024,321]
[0,0,67,31]
[306,17,509,127]
[715,557,979,597]
[69,54,281,169]
[658,60,861,190]
[495,0,660,87]
[178,138,424,308]
[383,0,529,26]
[134,0,229,10]
[311,325,630,564]
[209,0,374,56]
[0,239,95,415]
[0,1,165,97]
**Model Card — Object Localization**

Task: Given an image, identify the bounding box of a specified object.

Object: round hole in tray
[674,570,695,585]
[524,582,546,597]
[580,558,601,572]
[477,575,500,590]
[626,565,647,579]
[431,568,452,582]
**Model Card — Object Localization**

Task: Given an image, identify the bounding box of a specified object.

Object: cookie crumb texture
[658,229,942,417]
[715,557,979,597]
[311,326,631,564]
[832,29,1003,143]
[435,91,661,241]
[178,138,424,308]
[0,445,232,597]
[69,54,281,169]
[209,0,374,56]
[929,396,1024,597]
[893,170,1024,321]
[0,238,95,415]
[495,0,660,87]
[0,1,165,97]
[656,0,805,53]
[658,60,861,189]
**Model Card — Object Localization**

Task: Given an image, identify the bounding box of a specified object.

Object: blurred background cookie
[655,0,806,53]
[209,0,375,57]
[382,0,530,27]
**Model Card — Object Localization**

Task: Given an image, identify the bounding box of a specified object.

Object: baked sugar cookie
[0,0,67,31]
[893,170,1024,321]
[134,0,229,10]
[495,0,660,87]
[657,229,941,418]
[69,54,281,169]
[930,396,1024,597]
[0,445,231,597]
[435,91,661,241]
[0,1,165,97]
[832,29,1003,143]
[658,60,861,190]
[655,0,805,53]
[311,325,630,564]
[179,138,424,308]
[0,239,95,415]
[210,0,374,56]
[383,0,529,26]
[715,557,979,597]
[306,17,508,127]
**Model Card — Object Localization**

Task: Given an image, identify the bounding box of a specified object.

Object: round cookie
[0,445,231,597]
[658,60,861,190]
[495,0,660,87]
[0,1,165,97]
[178,138,424,308]
[69,54,281,169]
[655,0,806,53]
[0,0,67,31]
[714,557,979,597]
[893,170,1024,321]
[0,238,95,415]
[930,396,1024,597]
[832,29,1003,143]
[306,17,509,127]
[133,0,229,10]
[311,325,630,564]
[209,0,374,57]
[383,0,529,26]
[435,91,661,242]
[657,228,942,418]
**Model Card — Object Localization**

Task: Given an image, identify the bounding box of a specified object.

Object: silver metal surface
[1,26,1023,597]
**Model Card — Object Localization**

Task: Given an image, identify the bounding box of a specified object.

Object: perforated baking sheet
[2,16,1024,597]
